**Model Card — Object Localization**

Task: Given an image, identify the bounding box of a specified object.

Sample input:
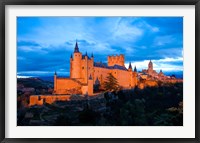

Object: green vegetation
[17,78,183,126]
[103,73,120,91]
[103,82,183,126]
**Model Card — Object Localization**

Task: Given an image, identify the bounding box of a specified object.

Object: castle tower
[70,53,73,59]
[108,54,125,67]
[134,66,137,72]
[148,60,153,71]
[70,41,82,78]
[133,66,138,87]
[90,53,94,81]
[84,51,88,83]
[119,54,125,66]
[128,62,132,72]
[81,51,89,84]
[88,74,93,95]
[127,62,134,88]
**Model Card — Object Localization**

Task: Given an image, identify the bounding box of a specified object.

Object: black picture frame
[0,0,200,143]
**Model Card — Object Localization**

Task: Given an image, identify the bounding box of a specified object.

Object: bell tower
[148,60,153,71]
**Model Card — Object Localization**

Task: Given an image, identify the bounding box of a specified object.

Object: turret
[88,74,93,96]
[128,62,132,71]
[134,66,137,72]
[71,41,82,78]
[74,40,79,53]
[85,51,88,60]
[91,53,94,62]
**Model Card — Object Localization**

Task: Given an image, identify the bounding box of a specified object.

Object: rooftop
[94,62,127,71]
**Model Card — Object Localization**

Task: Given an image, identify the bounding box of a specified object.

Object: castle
[29,41,182,106]
[54,41,138,96]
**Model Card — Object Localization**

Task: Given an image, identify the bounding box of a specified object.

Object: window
[82,67,84,69]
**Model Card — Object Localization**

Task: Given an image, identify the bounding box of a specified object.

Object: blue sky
[17,17,183,77]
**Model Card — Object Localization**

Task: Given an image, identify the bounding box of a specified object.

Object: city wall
[29,95,71,106]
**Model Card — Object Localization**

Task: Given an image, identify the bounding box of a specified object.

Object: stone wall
[54,78,82,95]
[29,95,71,106]
[138,80,158,89]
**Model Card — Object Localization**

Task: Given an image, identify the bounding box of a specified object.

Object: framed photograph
[1,0,200,143]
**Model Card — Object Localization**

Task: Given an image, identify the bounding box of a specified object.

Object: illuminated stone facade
[54,41,138,96]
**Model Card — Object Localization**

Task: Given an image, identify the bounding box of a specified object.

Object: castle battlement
[108,54,124,59]
[108,54,124,67]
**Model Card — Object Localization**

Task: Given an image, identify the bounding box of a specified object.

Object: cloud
[153,35,177,46]
[155,57,183,62]
[18,41,41,47]
[113,19,143,40]
[17,17,183,77]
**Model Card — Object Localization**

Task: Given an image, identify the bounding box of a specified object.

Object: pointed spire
[89,74,92,80]
[134,66,137,72]
[70,53,73,59]
[54,71,57,75]
[74,40,79,53]
[95,77,100,85]
[128,62,132,69]
[91,53,94,58]
[85,51,87,56]
[160,69,162,73]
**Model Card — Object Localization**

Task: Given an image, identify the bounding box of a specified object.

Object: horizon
[17,70,183,81]
[17,17,183,77]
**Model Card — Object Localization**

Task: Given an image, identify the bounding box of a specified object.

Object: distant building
[139,60,183,83]
[142,60,158,77]
[54,41,138,96]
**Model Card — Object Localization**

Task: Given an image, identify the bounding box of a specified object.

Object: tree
[103,73,119,91]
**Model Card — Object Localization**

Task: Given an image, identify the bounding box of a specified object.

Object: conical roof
[74,41,79,53]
